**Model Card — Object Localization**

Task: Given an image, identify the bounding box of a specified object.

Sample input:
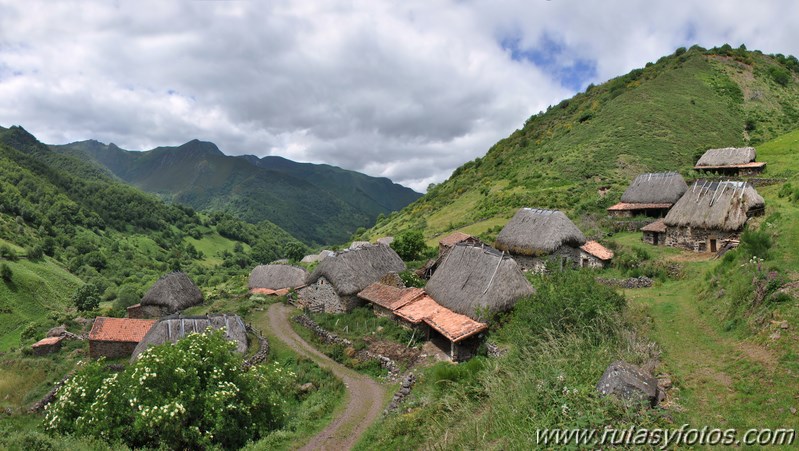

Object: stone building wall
[512,246,581,273]
[297,277,362,314]
[642,231,666,246]
[665,227,739,252]
[578,251,609,269]
[90,340,138,359]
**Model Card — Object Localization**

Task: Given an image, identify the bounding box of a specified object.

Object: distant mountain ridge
[52,139,421,245]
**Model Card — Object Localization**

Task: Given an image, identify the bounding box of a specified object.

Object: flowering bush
[45,330,295,449]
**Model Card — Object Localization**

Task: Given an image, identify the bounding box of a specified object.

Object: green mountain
[367,45,799,243]
[52,140,421,245]
[0,125,302,350]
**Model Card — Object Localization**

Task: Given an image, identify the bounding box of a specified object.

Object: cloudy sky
[2,1,798,192]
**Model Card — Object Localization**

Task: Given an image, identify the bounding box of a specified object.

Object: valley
[1,45,799,450]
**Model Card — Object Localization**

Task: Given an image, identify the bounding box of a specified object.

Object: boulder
[46,325,67,337]
[596,361,660,407]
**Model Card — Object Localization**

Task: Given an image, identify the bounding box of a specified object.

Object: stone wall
[242,324,270,370]
[384,373,416,414]
[578,251,609,269]
[90,340,138,359]
[293,314,400,380]
[665,227,739,252]
[642,231,665,246]
[513,246,581,273]
[298,278,343,314]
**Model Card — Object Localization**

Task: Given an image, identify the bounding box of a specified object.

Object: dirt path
[626,274,796,430]
[266,303,386,451]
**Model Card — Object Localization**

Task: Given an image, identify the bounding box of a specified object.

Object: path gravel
[266,303,386,450]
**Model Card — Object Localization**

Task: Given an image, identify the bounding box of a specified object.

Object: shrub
[45,330,294,449]
[0,263,11,282]
[740,228,772,259]
[391,230,428,261]
[71,283,101,312]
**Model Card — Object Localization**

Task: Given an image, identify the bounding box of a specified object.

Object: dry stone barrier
[292,314,400,380]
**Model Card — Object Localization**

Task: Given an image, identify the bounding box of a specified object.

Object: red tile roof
[32,336,63,347]
[438,231,474,247]
[694,162,766,169]
[641,218,667,233]
[580,241,614,261]
[607,202,673,211]
[89,317,156,343]
[395,294,487,342]
[357,283,424,310]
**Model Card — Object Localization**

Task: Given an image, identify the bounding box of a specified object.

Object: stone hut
[394,293,488,361]
[131,314,248,361]
[248,264,308,296]
[88,317,156,359]
[425,243,535,320]
[641,219,667,246]
[495,208,586,271]
[417,232,483,279]
[32,336,64,356]
[298,244,405,313]
[438,231,481,254]
[127,272,203,319]
[357,283,424,318]
[694,147,766,176]
[356,281,489,362]
[300,250,335,264]
[579,241,614,268]
[607,172,688,217]
[663,181,765,252]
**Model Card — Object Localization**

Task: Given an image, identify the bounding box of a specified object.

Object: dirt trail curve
[267,303,386,451]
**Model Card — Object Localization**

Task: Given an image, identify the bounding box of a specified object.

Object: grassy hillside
[52,139,421,245]
[0,125,304,349]
[356,126,799,450]
[368,45,799,244]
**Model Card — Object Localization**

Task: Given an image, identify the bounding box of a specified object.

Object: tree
[71,283,101,311]
[283,241,306,262]
[45,330,294,449]
[391,229,427,261]
[0,263,12,282]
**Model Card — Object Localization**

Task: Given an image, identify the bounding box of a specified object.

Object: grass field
[0,258,82,351]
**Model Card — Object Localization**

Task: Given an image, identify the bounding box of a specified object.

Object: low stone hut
[357,283,424,318]
[89,317,156,359]
[32,336,64,356]
[131,314,248,360]
[694,147,766,176]
[663,181,765,252]
[394,293,488,361]
[641,219,667,246]
[607,172,688,217]
[298,244,405,313]
[248,264,308,296]
[127,272,204,319]
[495,208,586,271]
[438,231,480,254]
[579,241,614,268]
[425,243,535,320]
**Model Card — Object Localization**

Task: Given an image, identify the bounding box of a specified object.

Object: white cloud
[1,1,798,192]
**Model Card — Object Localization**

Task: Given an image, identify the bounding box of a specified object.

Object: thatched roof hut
[307,244,405,296]
[619,172,688,204]
[140,272,203,313]
[248,264,307,291]
[664,181,765,231]
[424,244,535,319]
[131,314,248,360]
[696,147,756,167]
[495,208,586,256]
